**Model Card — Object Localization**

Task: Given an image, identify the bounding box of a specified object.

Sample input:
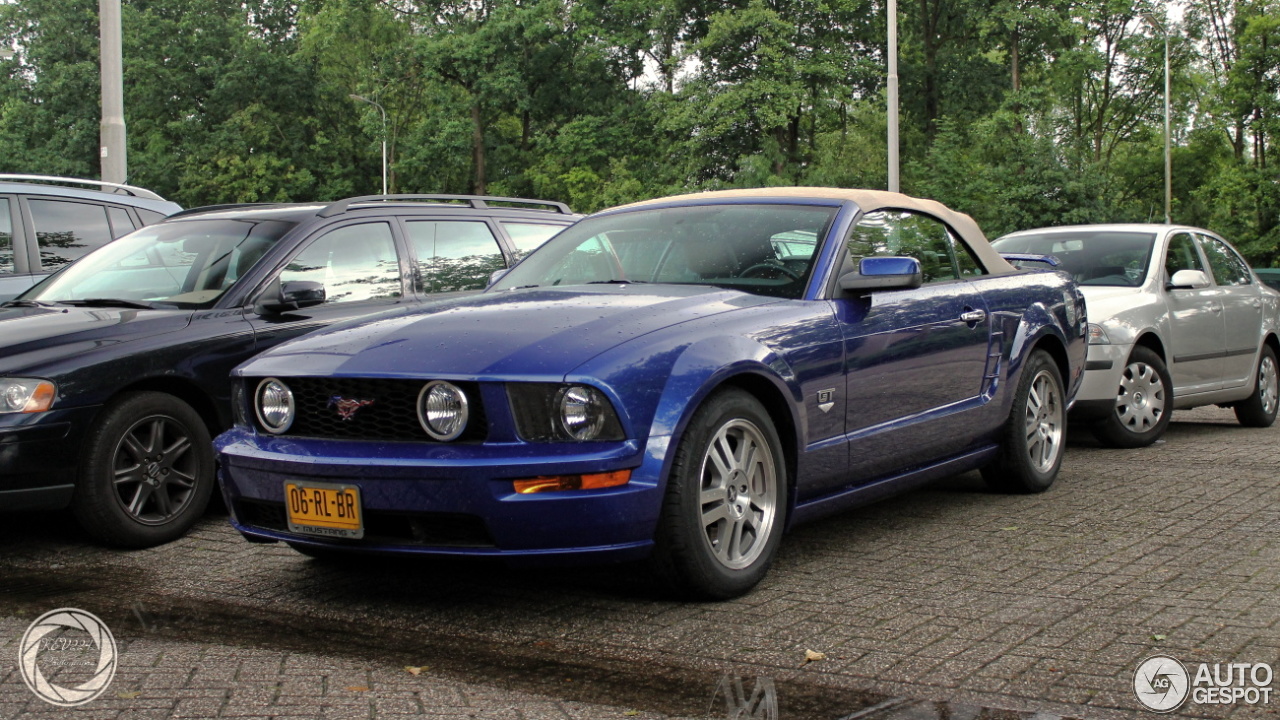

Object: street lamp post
[887,0,899,193]
[350,94,388,196]
[1144,12,1171,224]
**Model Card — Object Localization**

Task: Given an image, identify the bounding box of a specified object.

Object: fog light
[418,380,469,441]
[513,469,632,494]
[255,378,295,434]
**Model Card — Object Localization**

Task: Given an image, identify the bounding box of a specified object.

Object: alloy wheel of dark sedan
[72,391,215,548]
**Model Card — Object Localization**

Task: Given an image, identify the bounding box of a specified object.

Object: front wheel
[1234,345,1279,427]
[982,349,1066,494]
[1090,346,1172,448]
[71,392,215,548]
[650,389,787,600]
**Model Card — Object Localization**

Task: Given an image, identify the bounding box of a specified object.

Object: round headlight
[255,378,295,434]
[559,385,608,441]
[418,381,469,441]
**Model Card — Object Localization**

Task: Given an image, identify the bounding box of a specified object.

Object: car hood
[0,304,193,373]
[239,286,777,379]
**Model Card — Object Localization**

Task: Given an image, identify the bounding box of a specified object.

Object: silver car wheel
[1025,368,1064,473]
[1115,360,1166,432]
[1259,354,1278,416]
[698,418,778,571]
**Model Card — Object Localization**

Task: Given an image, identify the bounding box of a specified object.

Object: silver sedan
[994,224,1280,447]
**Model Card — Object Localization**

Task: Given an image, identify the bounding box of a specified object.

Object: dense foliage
[1,0,1278,261]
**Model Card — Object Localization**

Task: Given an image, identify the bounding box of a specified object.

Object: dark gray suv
[0,174,184,299]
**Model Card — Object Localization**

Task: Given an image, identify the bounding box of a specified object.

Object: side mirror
[487,268,509,288]
[256,279,325,314]
[1168,269,1210,290]
[839,256,923,293]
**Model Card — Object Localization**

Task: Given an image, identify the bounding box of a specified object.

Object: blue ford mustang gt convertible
[216,188,1087,599]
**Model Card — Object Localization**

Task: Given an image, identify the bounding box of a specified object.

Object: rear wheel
[982,350,1065,494]
[650,389,787,600]
[72,392,215,547]
[1234,345,1279,427]
[1090,346,1172,448]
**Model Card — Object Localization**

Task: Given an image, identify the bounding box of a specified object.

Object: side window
[107,206,136,238]
[136,209,167,226]
[406,221,505,294]
[1164,232,1205,280]
[501,222,565,260]
[0,199,13,275]
[847,210,981,284]
[280,223,402,304]
[1199,235,1250,286]
[29,199,115,272]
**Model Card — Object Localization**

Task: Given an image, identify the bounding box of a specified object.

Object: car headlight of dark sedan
[508,383,624,442]
[0,378,57,414]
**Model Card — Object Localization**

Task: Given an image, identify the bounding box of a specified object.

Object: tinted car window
[406,220,505,293]
[849,210,984,284]
[27,218,295,307]
[492,204,836,299]
[0,200,12,275]
[281,223,402,303]
[1200,235,1251,286]
[502,221,564,260]
[30,198,115,271]
[107,206,135,238]
[992,231,1155,287]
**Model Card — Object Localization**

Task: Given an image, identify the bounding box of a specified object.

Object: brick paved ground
[1,406,1278,719]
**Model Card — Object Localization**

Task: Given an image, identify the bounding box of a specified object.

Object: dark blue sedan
[216,188,1087,599]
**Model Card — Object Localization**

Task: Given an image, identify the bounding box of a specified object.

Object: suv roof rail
[0,173,169,201]
[165,202,297,220]
[319,194,573,218]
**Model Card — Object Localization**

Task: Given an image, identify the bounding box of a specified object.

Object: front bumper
[215,427,667,564]
[1068,342,1130,416]
[0,405,99,511]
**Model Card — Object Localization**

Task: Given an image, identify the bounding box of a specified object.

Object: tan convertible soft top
[618,187,1017,275]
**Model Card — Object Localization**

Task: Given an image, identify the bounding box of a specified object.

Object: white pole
[99,0,127,184]
[1162,31,1171,224]
[887,0,900,193]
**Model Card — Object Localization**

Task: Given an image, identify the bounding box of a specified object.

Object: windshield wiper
[585,279,647,285]
[0,299,56,308]
[60,298,159,309]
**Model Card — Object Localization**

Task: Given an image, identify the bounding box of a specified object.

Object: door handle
[960,309,986,324]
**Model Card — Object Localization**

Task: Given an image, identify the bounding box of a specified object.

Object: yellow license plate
[284,481,363,539]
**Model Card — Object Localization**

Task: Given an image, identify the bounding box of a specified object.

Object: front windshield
[24,218,296,308]
[490,203,837,300]
[992,230,1156,287]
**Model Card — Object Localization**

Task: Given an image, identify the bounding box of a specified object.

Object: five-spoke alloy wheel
[983,349,1066,493]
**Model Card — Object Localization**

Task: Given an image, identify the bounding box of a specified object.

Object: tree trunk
[471,102,486,195]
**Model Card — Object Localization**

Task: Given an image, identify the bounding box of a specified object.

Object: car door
[833,209,995,485]
[1198,233,1263,388]
[247,220,411,349]
[1161,231,1225,394]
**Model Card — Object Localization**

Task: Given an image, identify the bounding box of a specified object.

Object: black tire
[71,392,215,548]
[1090,346,1172,448]
[1234,345,1279,428]
[649,389,787,600]
[982,349,1066,494]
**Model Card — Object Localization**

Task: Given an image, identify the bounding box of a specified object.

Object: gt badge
[816,388,835,414]
[328,395,375,421]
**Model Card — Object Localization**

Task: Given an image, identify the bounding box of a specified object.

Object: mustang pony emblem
[328,395,375,421]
